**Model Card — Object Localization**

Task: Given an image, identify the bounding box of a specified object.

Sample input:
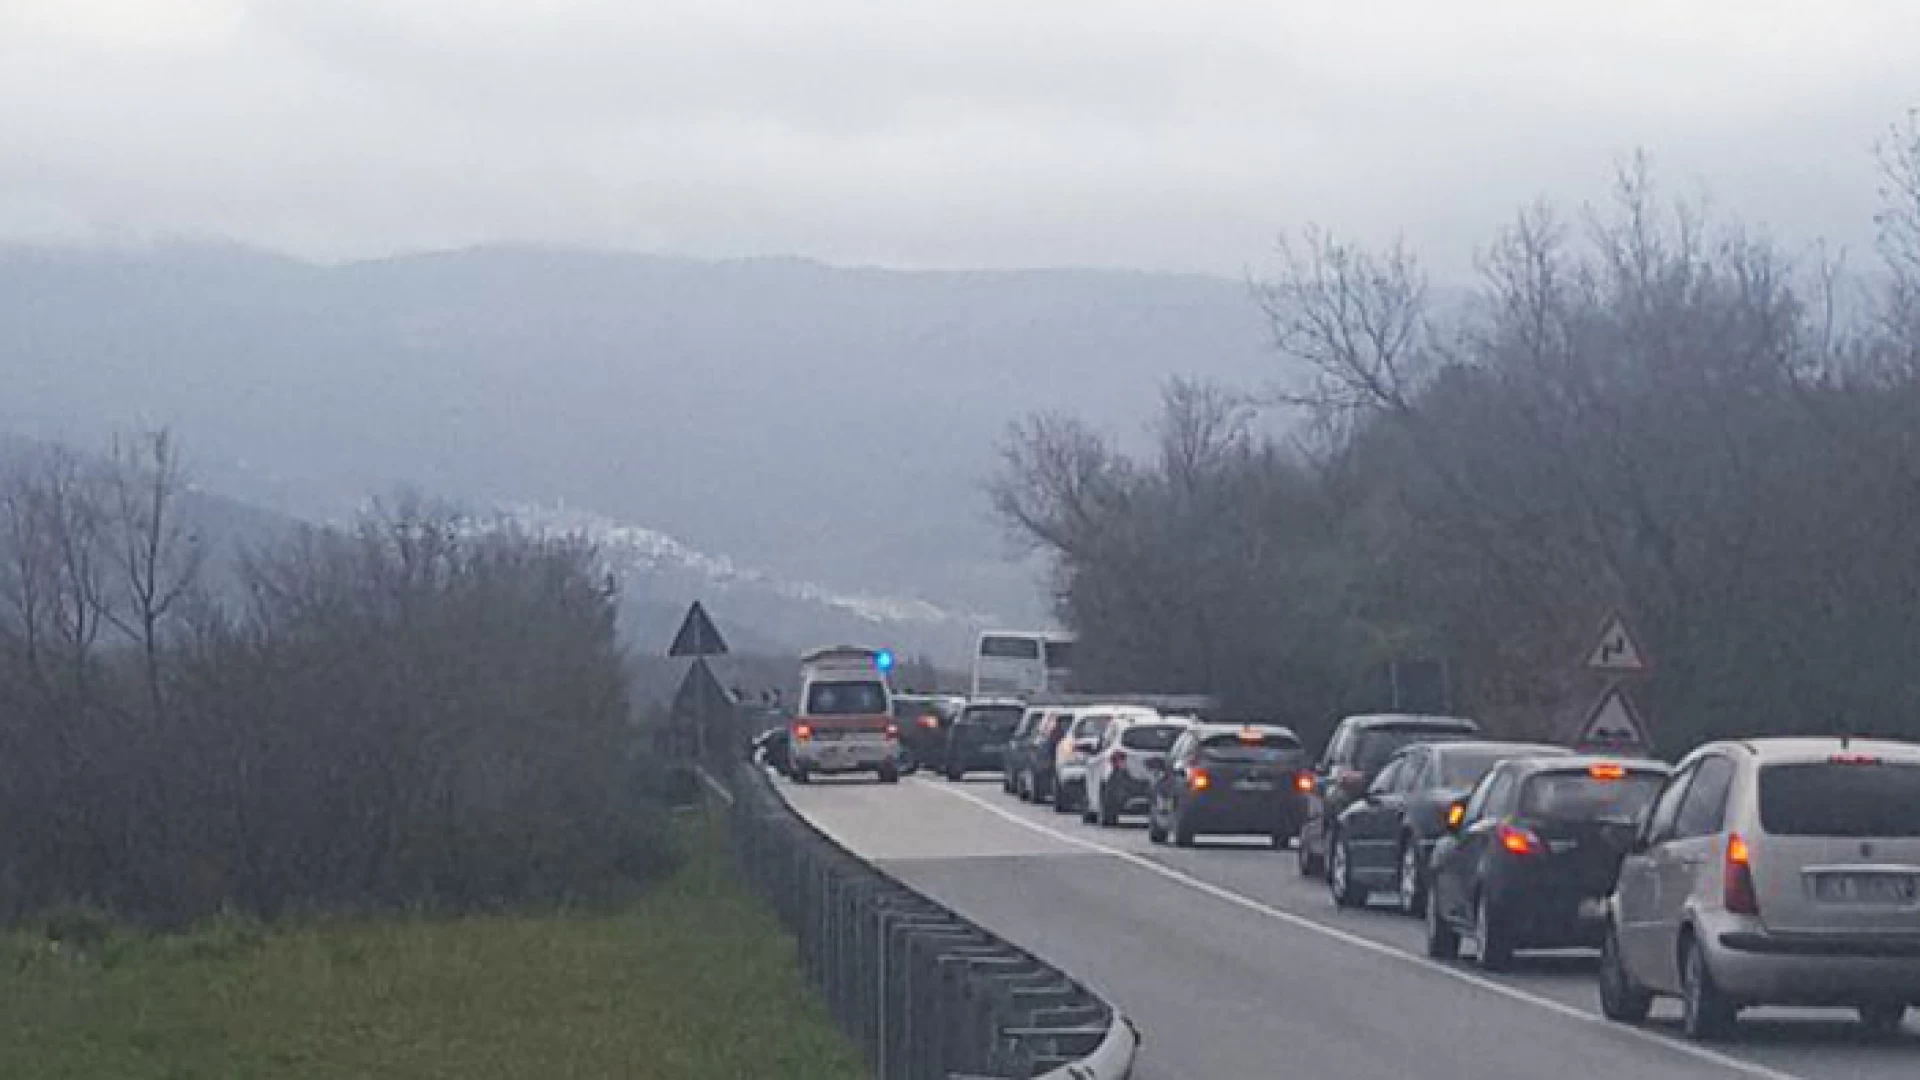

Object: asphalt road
[781,773,1918,1080]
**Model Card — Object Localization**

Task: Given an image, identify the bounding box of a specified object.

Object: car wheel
[1053,785,1075,814]
[1330,836,1365,909]
[1425,889,1460,960]
[1297,827,1324,877]
[1396,839,1427,917]
[1679,936,1736,1040]
[1270,826,1290,851]
[1474,893,1513,971]
[1147,803,1168,843]
[1599,924,1654,1024]
[791,766,811,785]
[1173,809,1196,848]
[1002,771,1014,794]
[946,764,964,782]
[1098,787,1121,827]
[1018,771,1034,802]
[878,764,900,784]
[898,752,920,776]
[1858,1001,1907,1035]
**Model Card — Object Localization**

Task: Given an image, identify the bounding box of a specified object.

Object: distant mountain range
[0,241,1283,657]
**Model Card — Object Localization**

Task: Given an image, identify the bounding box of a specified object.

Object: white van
[789,646,900,784]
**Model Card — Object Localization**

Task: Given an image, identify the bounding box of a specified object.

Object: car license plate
[1815,873,1918,905]
[1234,778,1274,792]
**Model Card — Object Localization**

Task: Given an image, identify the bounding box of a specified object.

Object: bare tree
[104,430,204,718]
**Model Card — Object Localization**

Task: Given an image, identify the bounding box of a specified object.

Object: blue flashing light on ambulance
[970,630,1076,698]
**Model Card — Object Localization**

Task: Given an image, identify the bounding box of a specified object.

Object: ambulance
[788,646,901,783]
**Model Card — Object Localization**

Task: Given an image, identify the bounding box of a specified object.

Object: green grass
[0,816,865,1080]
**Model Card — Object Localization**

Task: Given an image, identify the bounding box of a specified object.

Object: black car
[1011,709,1075,802]
[944,700,1026,779]
[1330,741,1570,913]
[1147,723,1309,848]
[892,693,964,773]
[1298,713,1481,877]
[1426,755,1670,970]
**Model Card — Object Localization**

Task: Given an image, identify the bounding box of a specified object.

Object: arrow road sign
[1577,685,1651,750]
[1584,613,1650,673]
[668,600,729,658]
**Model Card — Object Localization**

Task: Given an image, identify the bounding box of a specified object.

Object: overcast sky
[2,0,1916,278]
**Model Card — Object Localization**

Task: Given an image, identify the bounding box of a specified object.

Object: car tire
[1297,827,1324,877]
[878,764,900,784]
[1330,836,1365,909]
[1680,936,1736,1040]
[1858,1001,1907,1035]
[946,764,964,782]
[1475,893,1513,972]
[1425,890,1460,960]
[791,766,811,785]
[1053,785,1075,814]
[1018,771,1034,802]
[1599,924,1654,1025]
[1098,788,1121,827]
[1173,810,1196,848]
[1395,839,1427,917]
[1148,815,1167,844]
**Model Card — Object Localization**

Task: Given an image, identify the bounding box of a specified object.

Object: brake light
[1830,753,1881,766]
[1725,833,1760,915]
[1238,727,1265,744]
[1499,824,1540,856]
[1588,763,1626,780]
[1446,801,1466,829]
[1294,771,1314,794]
[917,714,940,729]
[884,723,900,740]
[1189,768,1212,792]
[794,724,813,741]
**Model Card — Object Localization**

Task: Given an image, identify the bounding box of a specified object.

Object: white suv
[1083,711,1190,826]
[1600,737,1920,1039]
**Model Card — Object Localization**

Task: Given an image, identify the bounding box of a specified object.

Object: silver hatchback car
[1600,737,1920,1039]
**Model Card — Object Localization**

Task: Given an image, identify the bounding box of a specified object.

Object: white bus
[970,630,1076,698]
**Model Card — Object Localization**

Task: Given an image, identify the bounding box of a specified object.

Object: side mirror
[1073,738,1098,754]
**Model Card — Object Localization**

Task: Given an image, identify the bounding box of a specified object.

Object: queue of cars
[758,679,1920,1040]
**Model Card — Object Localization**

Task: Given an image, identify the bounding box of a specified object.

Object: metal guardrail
[730,765,1140,1080]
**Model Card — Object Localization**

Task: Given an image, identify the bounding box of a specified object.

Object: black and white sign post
[667,601,730,762]
[1575,612,1654,754]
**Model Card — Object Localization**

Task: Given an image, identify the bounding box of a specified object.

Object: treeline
[995,117,1920,755]
[0,436,667,926]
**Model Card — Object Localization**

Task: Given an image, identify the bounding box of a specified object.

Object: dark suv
[892,693,964,773]
[944,700,1026,780]
[1298,713,1480,877]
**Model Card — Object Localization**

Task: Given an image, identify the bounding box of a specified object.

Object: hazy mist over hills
[0,242,1280,653]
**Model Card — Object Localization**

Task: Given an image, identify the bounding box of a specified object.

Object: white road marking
[915,778,1813,1080]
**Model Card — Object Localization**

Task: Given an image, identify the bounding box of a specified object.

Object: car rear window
[1520,771,1665,821]
[1121,724,1184,751]
[1355,727,1474,773]
[1436,748,1523,788]
[893,697,959,723]
[1200,730,1301,764]
[1759,761,1920,837]
[959,705,1023,732]
[806,681,887,715]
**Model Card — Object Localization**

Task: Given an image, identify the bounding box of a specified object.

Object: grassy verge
[0,814,864,1080]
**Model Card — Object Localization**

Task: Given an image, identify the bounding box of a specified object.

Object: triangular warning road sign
[1577,686,1651,749]
[672,657,732,721]
[668,600,729,657]
[1584,613,1650,673]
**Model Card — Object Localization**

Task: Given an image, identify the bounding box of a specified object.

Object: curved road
[780,774,1916,1080]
